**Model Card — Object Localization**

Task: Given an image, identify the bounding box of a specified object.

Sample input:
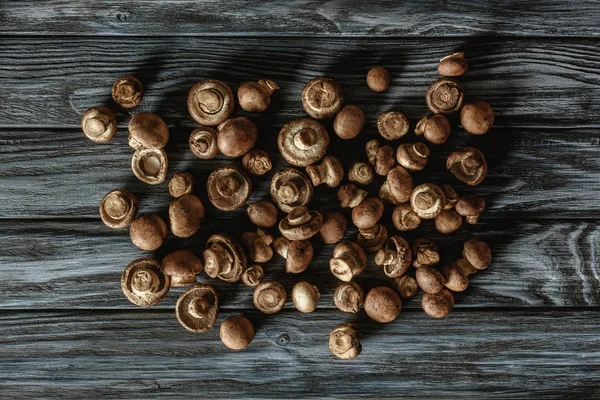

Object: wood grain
[1,1,599,37]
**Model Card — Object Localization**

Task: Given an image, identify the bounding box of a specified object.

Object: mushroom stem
[188,297,210,319]
[277,182,300,205]
[306,164,326,186]
[130,269,160,296]
[256,229,274,246]
[287,208,311,226]
[200,88,225,114]
[273,237,290,259]
[258,79,280,95]
[294,128,318,150]
[374,248,396,266]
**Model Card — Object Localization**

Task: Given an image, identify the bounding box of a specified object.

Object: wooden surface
[1,1,599,398]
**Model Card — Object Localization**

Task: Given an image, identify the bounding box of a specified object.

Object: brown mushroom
[112,75,143,108]
[169,172,194,198]
[441,264,469,292]
[247,200,279,228]
[217,117,258,158]
[273,237,313,274]
[460,100,494,135]
[368,142,396,176]
[374,235,412,278]
[377,111,409,140]
[121,258,170,306]
[379,165,414,205]
[128,113,169,150]
[334,105,365,139]
[330,323,362,360]
[357,224,388,253]
[99,189,138,229]
[81,106,117,143]
[393,276,418,299]
[447,147,488,186]
[189,126,219,159]
[301,77,344,119]
[456,258,478,276]
[462,238,492,271]
[364,286,402,323]
[279,206,323,240]
[161,250,203,287]
[270,168,314,213]
[292,282,320,313]
[237,79,279,112]
[220,315,255,350]
[187,79,234,126]
[410,183,446,219]
[241,264,264,287]
[241,231,274,263]
[278,118,330,167]
[415,114,451,145]
[422,288,454,318]
[129,213,167,251]
[319,211,348,244]
[366,66,390,92]
[438,52,469,77]
[412,239,440,268]
[206,165,252,211]
[392,204,422,231]
[440,184,460,210]
[352,197,384,230]
[131,148,168,185]
[396,143,430,171]
[426,78,464,114]
[306,155,344,187]
[333,281,364,313]
[456,194,485,224]
[330,241,367,282]
[176,284,219,332]
[348,162,374,186]
[242,149,272,176]
[169,194,205,238]
[337,183,368,209]
[253,281,287,314]
[203,233,247,282]
[416,266,445,294]
[434,209,463,234]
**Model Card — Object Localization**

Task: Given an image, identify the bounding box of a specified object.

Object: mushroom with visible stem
[415,114,451,145]
[456,258,479,276]
[131,148,168,185]
[161,250,204,287]
[301,77,344,119]
[169,194,205,238]
[410,183,446,219]
[364,286,402,323]
[392,204,422,231]
[169,172,194,198]
[112,75,143,108]
[99,189,138,229]
[377,110,409,140]
[203,233,247,283]
[306,155,344,187]
[242,149,272,176]
[463,238,492,271]
[461,100,494,135]
[217,117,258,158]
[348,162,374,186]
[292,282,320,313]
[357,224,388,253]
[422,288,455,318]
[334,281,364,313]
[270,168,314,213]
[273,237,313,274]
[121,258,170,307]
[334,105,365,139]
[441,264,469,292]
[279,206,323,240]
[393,276,418,299]
[237,79,279,112]
[253,281,287,314]
[440,184,460,210]
[247,200,279,228]
[189,127,219,159]
[329,323,362,360]
[374,235,412,278]
[379,165,414,205]
[81,107,117,143]
[438,52,468,77]
[241,264,264,287]
[411,239,440,268]
[278,118,330,167]
[366,66,390,92]
[456,194,485,224]
[176,284,219,332]
[187,79,234,126]
[319,211,348,245]
[416,266,445,294]
[220,316,255,350]
[128,113,169,150]
[337,183,368,209]
[330,241,367,282]
[352,197,384,230]
[396,142,430,171]
[241,231,274,263]
[426,78,464,114]
[447,147,488,186]
[434,209,463,234]
[206,165,252,211]
[129,213,167,251]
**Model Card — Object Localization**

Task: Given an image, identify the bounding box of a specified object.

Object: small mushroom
[121,258,170,306]
[81,106,117,143]
[441,264,469,292]
[337,183,368,209]
[393,276,419,299]
[176,284,219,332]
[187,79,234,126]
[99,189,138,229]
[247,200,279,228]
[237,79,279,112]
[292,281,320,313]
[242,149,272,176]
[112,75,143,108]
[334,281,364,313]
[279,206,323,240]
[416,266,445,294]
[131,148,168,185]
[396,143,430,171]
[220,315,255,350]
[206,165,252,211]
[161,250,203,287]
[241,231,273,263]
[463,238,492,271]
[415,115,451,145]
[438,52,469,77]
[330,323,362,360]
[169,194,205,238]
[440,184,460,210]
[379,165,414,205]
[203,233,247,282]
[242,264,264,287]
[410,183,446,219]
[270,168,314,213]
[456,194,485,224]
[456,258,478,276]
[253,281,287,314]
[426,78,464,114]
[368,142,396,176]
[278,118,330,167]
[377,111,409,140]
[366,66,390,92]
[434,209,463,234]
[374,235,412,278]
[128,113,169,150]
[422,288,455,318]
[447,147,488,186]
[348,162,374,186]
[319,211,348,244]
[301,77,344,119]
[306,155,344,187]
[189,127,219,159]
[357,224,388,253]
[460,100,494,135]
[392,204,422,231]
[129,213,167,251]
[330,241,367,282]
[169,172,194,198]
[334,105,365,139]
[364,286,402,323]
[217,117,258,158]
[273,237,313,274]
[352,197,384,230]
[412,239,440,268]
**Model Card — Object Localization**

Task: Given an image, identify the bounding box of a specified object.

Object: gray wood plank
[1,309,599,398]
[1,1,599,37]
[0,219,598,309]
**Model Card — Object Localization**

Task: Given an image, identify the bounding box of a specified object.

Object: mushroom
[410,183,446,219]
[176,284,219,332]
[415,114,451,145]
[463,238,492,271]
[278,118,330,167]
[374,235,412,278]
[292,282,320,313]
[187,79,234,126]
[357,224,388,253]
[189,127,219,159]
[273,237,313,273]
[438,52,468,77]
[334,281,364,313]
[131,148,168,185]
[352,197,384,230]
[456,258,478,276]
[121,258,170,306]
[460,100,494,135]
[456,194,485,224]
[364,286,402,323]
[426,78,464,114]
[366,66,390,92]
[161,250,203,287]
[447,147,488,186]
[253,281,287,314]
[217,117,258,158]
[237,79,279,112]
[81,106,117,143]
[279,206,323,240]
[377,111,409,140]
[129,213,167,251]
[365,139,380,165]
[434,209,463,234]
[334,105,365,139]
[366,140,396,176]
[206,165,252,211]
[337,183,368,209]
[393,276,418,299]
[203,233,247,282]
[270,168,314,213]
[319,211,348,244]
[441,264,469,292]
[301,77,344,119]
[99,189,138,229]
[169,172,194,198]
[241,264,264,287]
[247,200,279,228]
[169,194,205,238]
[422,288,455,318]
[220,316,255,350]
[392,204,422,231]
[112,75,143,108]
[306,155,344,187]
[241,231,274,263]
[440,184,460,210]
[329,323,362,360]
[416,266,445,294]
[242,149,272,176]
[128,113,169,150]
[412,239,440,268]
[348,162,374,186]
[379,165,414,205]
[396,143,430,171]
[330,241,367,282]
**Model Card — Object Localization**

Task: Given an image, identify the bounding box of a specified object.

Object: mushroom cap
[176,284,219,332]
[131,148,168,185]
[366,66,390,92]
[128,112,169,150]
[379,165,413,205]
[292,281,320,313]
[169,194,205,238]
[278,118,330,167]
[129,213,167,251]
[217,116,258,158]
[333,105,365,139]
[438,52,469,77]
[301,77,344,119]
[187,79,234,126]
[396,142,430,171]
[279,207,323,241]
[434,209,463,234]
[446,147,488,186]
[422,288,455,318]
[329,323,362,360]
[348,162,374,186]
[242,149,272,176]
[377,110,409,140]
[121,258,170,306]
[365,139,380,165]
[374,145,396,176]
[441,264,469,292]
[411,238,440,268]
[440,184,460,210]
[253,281,287,314]
[204,233,247,282]
[169,172,194,198]
[112,75,143,108]
[460,100,494,135]
[247,200,279,228]
[456,195,486,218]
[416,265,445,294]
[416,114,451,145]
[207,165,252,211]
[392,204,422,231]
[286,239,313,273]
[319,211,348,244]
[393,275,419,299]
[337,183,368,209]
[375,235,412,278]
[352,197,384,229]
[364,286,402,323]
[220,315,255,350]
[463,238,492,270]
[306,155,344,187]
[81,106,117,143]
[99,189,138,229]
[357,224,388,253]
[189,127,219,159]
[237,81,272,112]
[161,250,203,286]
[330,241,367,282]
[334,281,364,313]
[270,168,314,213]
[426,78,464,114]
[241,232,274,263]
[410,183,446,219]
[241,264,264,287]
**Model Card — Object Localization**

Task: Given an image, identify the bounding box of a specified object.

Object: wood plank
[0,219,598,309]
[1,309,599,398]
[1,1,599,37]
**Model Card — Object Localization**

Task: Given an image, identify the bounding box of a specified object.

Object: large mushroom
[206,166,252,211]
[270,168,314,213]
[446,147,488,186]
[217,116,258,158]
[161,250,204,287]
[330,241,367,282]
[301,77,344,119]
[176,284,219,332]
[187,79,234,126]
[203,234,247,283]
[121,258,170,307]
[379,165,414,205]
[279,206,323,240]
[410,183,446,219]
[273,237,313,273]
[374,235,412,278]
[278,118,330,167]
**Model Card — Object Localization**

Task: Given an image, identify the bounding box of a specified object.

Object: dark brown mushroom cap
[410,183,446,219]
[207,165,252,211]
[169,194,205,238]
[393,276,419,299]
[99,189,138,229]
[81,106,117,143]
[129,213,167,251]
[242,149,272,176]
[334,281,364,313]
[364,286,402,323]
[270,168,314,213]
[348,162,374,186]
[426,78,464,114]
[253,281,287,314]
[441,264,469,292]
[128,113,169,150]
[279,207,323,240]
[203,233,247,282]
[241,264,264,287]
[176,284,219,332]
[460,100,494,135]
[456,194,486,224]
[411,238,440,268]
[121,258,170,306]
[416,266,445,294]
[352,197,384,229]
[220,315,255,350]
[392,204,422,231]
[161,250,203,287]
[366,66,390,92]
[277,239,313,273]
[301,77,344,119]
[217,117,258,158]
[319,211,348,244]
[357,224,388,253]
[337,183,368,208]
[189,126,219,159]
[329,323,362,360]
[187,79,234,126]
[334,105,365,139]
[374,235,412,278]
[379,165,414,205]
[396,143,430,171]
[330,241,367,282]
[463,238,492,270]
[278,118,330,167]
[247,200,279,228]
[112,75,143,108]
[415,114,451,145]
[131,148,168,185]
[422,288,455,318]
[377,110,409,140]
[292,281,320,313]
[434,209,463,234]
[374,145,396,176]
[237,79,279,113]
[241,232,274,263]
[440,184,460,210]
[438,52,469,77]
[447,147,488,186]
[169,172,194,198]
[306,155,344,187]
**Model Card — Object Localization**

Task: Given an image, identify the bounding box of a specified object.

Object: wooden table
[1,1,599,398]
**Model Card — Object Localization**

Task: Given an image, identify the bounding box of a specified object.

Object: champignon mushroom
[128,113,169,150]
[169,172,194,198]
[379,165,414,205]
[112,75,143,108]
[440,184,460,210]
[374,235,412,278]
[348,162,374,186]
[237,79,279,112]
[438,52,469,77]
[396,143,430,171]
[462,238,492,271]
[187,79,234,126]
[241,231,274,263]
[337,183,368,209]
[121,258,170,306]
[301,77,344,119]
[206,165,252,211]
[217,117,258,158]
[131,148,168,185]
[334,105,365,139]
[306,155,344,187]
[415,114,451,145]
[253,281,287,314]
[270,168,314,213]
[456,194,485,224]
[377,111,409,140]
[434,209,463,234]
[334,281,364,313]
[447,147,488,186]
[392,204,422,231]
[460,100,494,135]
[364,286,402,323]
[241,264,264,287]
[129,213,167,251]
[351,197,384,230]
[410,183,446,219]
[366,66,390,92]
[329,323,362,360]
[393,275,419,299]
[357,224,388,253]
[367,141,396,176]
[411,238,440,268]
[278,118,330,167]
[416,265,445,294]
[441,264,469,292]
[99,189,138,229]
[220,315,255,350]
[330,241,367,282]
[422,288,455,318]
[279,206,323,240]
[247,200,279,228]
[426,78,464,114]
[273,237,313,273]
[161,250,204,287]
[456,258,478,276]
[242,149,272,176]
[189,126,219,159]
[319,211,348,244]
[176,284,219,332]
[81,106,117,143]
[203,233,247,282]
[169,194,205,238]
[292,281,320,313]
